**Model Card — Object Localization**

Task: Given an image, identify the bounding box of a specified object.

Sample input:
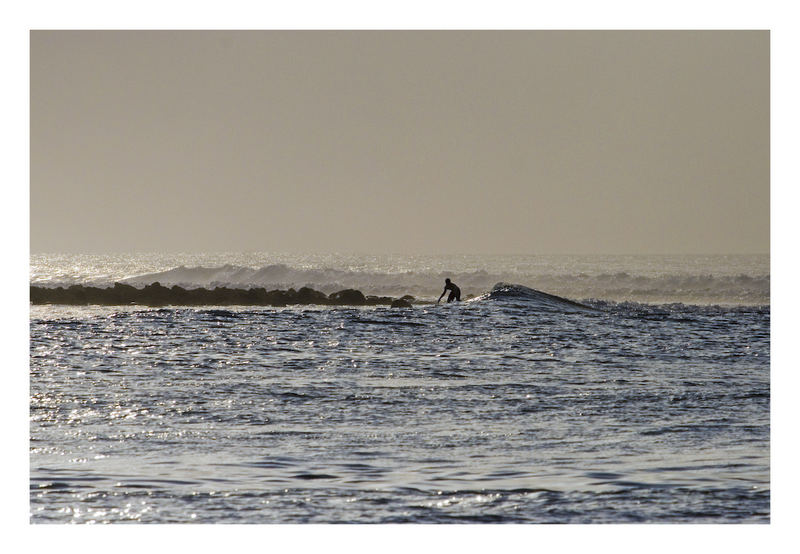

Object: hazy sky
[30,30,769,254]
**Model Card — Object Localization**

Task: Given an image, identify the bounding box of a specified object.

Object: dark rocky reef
[328,289,367,305]
[30,282,416,308]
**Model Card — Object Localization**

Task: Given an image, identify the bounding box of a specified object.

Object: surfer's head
[445,278,451,284]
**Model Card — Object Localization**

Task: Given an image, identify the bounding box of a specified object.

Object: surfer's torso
[444,282,461,302]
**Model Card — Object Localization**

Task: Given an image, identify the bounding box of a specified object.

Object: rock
[30,284,373,307]
[297,286,328,304]
[29,285,45,303]
[140,282,172,306]
[263,289,291,306]
[113,282,139,304]
[66,284,89,304]
[390,298,413,308]
[329,289,367,305]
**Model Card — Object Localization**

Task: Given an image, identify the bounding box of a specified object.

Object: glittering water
[30,286,769,523]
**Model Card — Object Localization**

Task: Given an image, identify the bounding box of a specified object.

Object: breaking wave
[477,283,597,312]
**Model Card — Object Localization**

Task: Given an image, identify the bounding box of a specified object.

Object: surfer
[437,278,461,304]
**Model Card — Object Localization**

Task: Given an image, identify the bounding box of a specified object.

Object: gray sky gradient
[30,30,769,254]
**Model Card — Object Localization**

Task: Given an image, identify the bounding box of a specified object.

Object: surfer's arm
[437,289,446,303]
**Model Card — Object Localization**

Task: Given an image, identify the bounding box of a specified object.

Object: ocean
[29,253,770,523]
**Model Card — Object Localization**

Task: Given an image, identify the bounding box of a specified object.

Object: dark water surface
[30,289,770,523]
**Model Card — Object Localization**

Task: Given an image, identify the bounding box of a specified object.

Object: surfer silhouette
[438,278,461,304]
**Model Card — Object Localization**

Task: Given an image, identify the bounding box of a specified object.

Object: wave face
[30,254,770,306]
[478,283,597,312]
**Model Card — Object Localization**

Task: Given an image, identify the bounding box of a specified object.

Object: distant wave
[105,264,768,305]
[119,264,496,296]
